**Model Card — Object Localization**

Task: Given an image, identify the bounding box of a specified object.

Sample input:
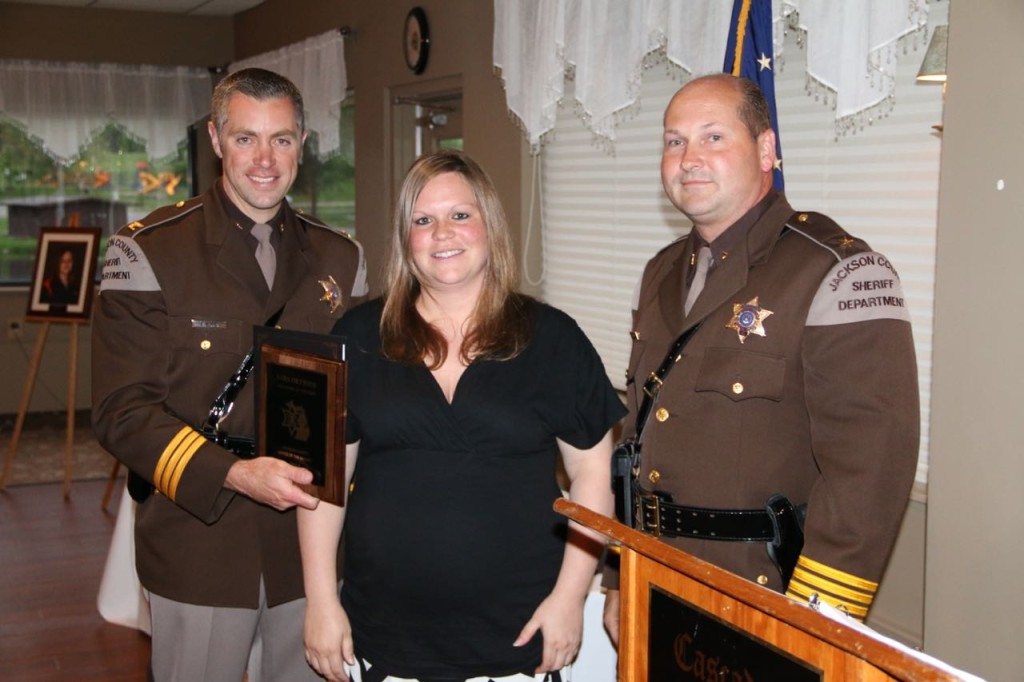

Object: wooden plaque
[255,328,347,505]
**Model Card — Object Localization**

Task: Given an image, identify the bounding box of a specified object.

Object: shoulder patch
[806,251,911,326]
[786,212,869,261]
[120,198,203,236]
[99,235,161,293]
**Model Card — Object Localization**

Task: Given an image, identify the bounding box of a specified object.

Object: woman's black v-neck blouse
[332,297,625,679]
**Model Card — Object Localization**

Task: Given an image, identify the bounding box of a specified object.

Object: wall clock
[403,7,430,75]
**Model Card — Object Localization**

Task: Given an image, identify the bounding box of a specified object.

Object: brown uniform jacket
[621,193,918,617]
[91,183,366,608]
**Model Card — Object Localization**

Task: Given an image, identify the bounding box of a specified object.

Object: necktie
[251,223,276,289]
[684,246,712,316]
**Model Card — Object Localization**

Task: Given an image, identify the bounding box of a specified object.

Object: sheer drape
[0,60,211,162]
[493,0,929,149]
[229,30,347,160]
[493,0,736,148]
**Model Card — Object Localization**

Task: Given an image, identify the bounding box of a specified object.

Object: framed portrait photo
[26,227,102,322]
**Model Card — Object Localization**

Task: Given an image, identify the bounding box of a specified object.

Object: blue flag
[723,0,784,191]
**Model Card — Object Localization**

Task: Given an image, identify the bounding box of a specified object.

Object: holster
[611,439,640,528]
[765,493,807,587]
[126,470,155,503]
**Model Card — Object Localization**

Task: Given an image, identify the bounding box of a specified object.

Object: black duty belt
[637,489,775,541]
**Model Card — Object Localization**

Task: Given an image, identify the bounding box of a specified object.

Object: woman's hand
[513,589,585,673]
[304,597,355,682]
[511,431,617,672]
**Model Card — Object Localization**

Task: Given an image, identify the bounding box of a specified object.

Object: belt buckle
[639,491,662,538]
[643,372,663,399]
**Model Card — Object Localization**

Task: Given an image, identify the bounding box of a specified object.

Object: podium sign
[649,586,820,680]
[553,499,964,682]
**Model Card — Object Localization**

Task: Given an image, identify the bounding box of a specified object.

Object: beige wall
[925,0,1024,679]
[0,2,232,66]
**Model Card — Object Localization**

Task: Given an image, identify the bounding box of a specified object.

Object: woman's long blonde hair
[380,149,531,368]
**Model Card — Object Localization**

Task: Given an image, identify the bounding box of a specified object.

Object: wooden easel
[0,215,97,500]
[0,321,81,499]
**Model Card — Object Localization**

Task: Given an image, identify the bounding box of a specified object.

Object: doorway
[390,77,463,202]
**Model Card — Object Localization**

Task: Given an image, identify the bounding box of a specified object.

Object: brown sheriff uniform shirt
[617,191,918,619]
[91,181,366,608]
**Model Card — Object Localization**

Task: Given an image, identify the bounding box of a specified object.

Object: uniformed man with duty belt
[603,74,919,643]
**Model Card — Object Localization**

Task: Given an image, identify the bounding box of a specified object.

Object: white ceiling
[0,0,265,16]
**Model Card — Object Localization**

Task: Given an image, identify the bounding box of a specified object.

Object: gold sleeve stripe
[154,427,192,492]
[785,555,878,621]
[786,583,869,620]
[165,432,204,502]
[796,555,878,591]
[790,566,874,606]
[154,426,206,502]
[787,576,872,615]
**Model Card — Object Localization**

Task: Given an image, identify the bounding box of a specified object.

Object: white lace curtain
[229,30,347,160]
[0,60,211,163]
[493,0,930,149]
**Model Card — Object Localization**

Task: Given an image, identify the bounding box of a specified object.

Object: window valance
[493,0,930,150]
[0,60,211,162]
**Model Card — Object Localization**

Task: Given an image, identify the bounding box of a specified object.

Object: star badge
[318,275,343,314]
[726,297,773,344]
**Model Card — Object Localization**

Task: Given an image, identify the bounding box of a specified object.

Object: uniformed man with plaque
[91,68,366,681]
[604,74,919,642]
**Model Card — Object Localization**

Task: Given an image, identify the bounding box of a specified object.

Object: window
[290,97,356,236]
[0,120,190,284]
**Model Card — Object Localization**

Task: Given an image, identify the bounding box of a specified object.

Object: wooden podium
[555,499,961,681]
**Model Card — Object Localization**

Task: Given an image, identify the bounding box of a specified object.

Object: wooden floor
[0,479,150,682]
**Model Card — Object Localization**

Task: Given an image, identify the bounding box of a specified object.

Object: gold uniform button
[200,340,212,351]
[175,200,185,208]
[648,469,661,484]
[757,574,769,586]
[732,382,744,395]
[797,213,809,222]
[655,407,669,422]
